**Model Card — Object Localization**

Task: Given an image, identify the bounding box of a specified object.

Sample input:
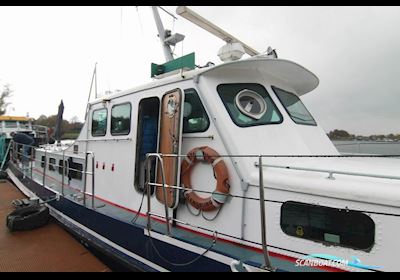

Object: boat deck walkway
[0,180,111,272]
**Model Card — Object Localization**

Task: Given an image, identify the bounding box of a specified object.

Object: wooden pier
[0,180,111,272]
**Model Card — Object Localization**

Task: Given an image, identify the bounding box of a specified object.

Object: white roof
[89,56,319,106]
[198,57,319,96]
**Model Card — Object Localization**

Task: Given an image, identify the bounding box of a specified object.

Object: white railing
[10,141,96,209]
[8,144,400,271]
[141,152,400,271]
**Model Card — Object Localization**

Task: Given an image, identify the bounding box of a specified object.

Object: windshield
[273,86,317,126]
[19,121,30,129]
[217,83,283,127]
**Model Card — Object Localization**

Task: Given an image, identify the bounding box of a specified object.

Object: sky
[0,6,399,136]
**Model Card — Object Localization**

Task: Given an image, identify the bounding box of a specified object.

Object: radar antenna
[176,6,260,60]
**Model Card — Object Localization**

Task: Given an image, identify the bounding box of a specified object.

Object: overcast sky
[0,6,399,135]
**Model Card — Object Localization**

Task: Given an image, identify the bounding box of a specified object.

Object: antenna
[152,6,174,62]
[176,6,260,57]
[84,62,97,121]
[151,6,185,62]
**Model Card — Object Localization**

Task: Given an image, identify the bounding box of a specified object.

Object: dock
[0,180,111,272]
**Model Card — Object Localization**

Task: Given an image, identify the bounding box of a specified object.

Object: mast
[151,6,174,62]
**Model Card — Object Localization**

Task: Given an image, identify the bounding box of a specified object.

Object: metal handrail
[257,156,274,271]
[257,163,400,181]
[43,149,47,187]
[143,153,171,236]
[61,149,66,196]
[8,144,400,271]
[10,141,96,208]
[13,149,87,174]
[83,151,96,208]
[147,152,400,182]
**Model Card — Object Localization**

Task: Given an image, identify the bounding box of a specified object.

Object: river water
[333,141,400,155]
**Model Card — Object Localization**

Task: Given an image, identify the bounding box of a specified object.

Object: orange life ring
[181,146,230,212]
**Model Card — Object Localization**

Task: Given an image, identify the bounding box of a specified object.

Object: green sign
[151,52,195,78]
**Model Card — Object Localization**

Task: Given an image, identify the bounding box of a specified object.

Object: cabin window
[49,158,56,171]
[217,83,283,127]
[183,89,210,133]
[68,158,83,181]
[272,86,317,126]
[111,103,132,136]
[58,159,67,175]
[41,156,46,168]
[5,121,18,128]
[280,201,375,251]
[19,121,30,129]
[92,108,108,137]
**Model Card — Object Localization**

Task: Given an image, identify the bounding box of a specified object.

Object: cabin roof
[0,116,32,122]
[198,57,319,96]
[89,57,319,106]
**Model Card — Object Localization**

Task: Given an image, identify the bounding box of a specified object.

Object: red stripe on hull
[32,168,348,272]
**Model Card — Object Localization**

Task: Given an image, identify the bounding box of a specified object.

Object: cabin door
[156,89,183,209]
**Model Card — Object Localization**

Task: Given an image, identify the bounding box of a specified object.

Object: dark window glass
[92,108,108,137]
[135,97,160,193]
[19,121,30,129]
[68,160,83,181]
[5,121,17,128]
[111,103,131,135]
[281,201,375,251]
[41,156,46,168]
[58,160,67,175]
[217,83,283,127]
[273,86,317,126]
[49,158,56,171]
[183,89,210,133]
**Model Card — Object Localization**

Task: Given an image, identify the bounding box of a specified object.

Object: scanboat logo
[296,254,382,270]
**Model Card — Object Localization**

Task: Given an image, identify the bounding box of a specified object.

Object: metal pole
[83,152,89,207]
[94,64,97,99]
[158,154,171,236]
[258,156,274,271]
[91,153,95,209]
[30,145,33,179]
[61,150,65,196]
[151,6,174,62]
[240,189,247,239]
[42,150,47,188]
[145,156,152,231]
[1,140,13,171]
[84,62,97,121]
[145,154,171,236]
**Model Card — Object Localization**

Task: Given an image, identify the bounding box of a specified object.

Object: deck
[0,180,111,272]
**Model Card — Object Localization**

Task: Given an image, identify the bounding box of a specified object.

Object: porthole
[234,89,267,120]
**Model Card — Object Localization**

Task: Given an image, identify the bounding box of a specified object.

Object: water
[333,141,400,155]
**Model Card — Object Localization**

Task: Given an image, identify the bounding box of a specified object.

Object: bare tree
[0,84,12,116]
[70,115,80,124]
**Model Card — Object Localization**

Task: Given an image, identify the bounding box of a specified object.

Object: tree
[70,116,80,124]
[328,129,351,140]
[33,114,83,140]
[0,84,12,116]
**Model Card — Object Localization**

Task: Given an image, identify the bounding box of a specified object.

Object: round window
[235,89,267,120]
